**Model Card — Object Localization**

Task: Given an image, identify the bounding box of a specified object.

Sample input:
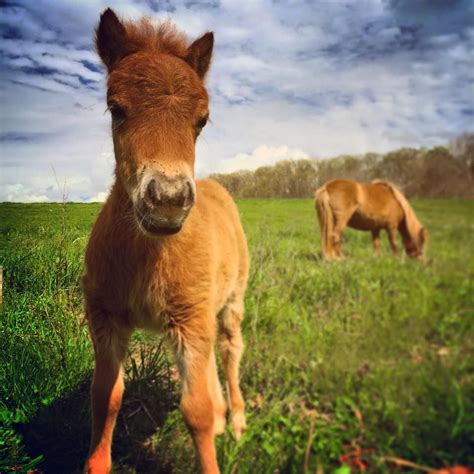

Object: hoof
[84,454,111,474]
[213,412,226,435]
[232,411,246,440]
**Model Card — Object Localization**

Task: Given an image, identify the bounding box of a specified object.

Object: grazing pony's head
[373,180,428,260]
[96,8,213,235]
[391,187,428,259]
[403,221,428,260]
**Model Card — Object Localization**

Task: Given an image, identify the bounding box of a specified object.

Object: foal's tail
[314,186,334,260]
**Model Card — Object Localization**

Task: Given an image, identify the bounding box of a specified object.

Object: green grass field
[1,199,473,473]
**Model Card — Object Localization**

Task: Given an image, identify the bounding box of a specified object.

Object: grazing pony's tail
[315,186,334,260]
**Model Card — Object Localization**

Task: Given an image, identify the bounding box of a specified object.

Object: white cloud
[87,191,109,202]
[0,0,472,201]
[0,184,49,203]
[219,145,309,173]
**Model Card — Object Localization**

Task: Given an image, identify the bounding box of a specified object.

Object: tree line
[210,133,474,199]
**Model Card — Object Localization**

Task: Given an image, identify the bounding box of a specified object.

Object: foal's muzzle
[136,173,195,235]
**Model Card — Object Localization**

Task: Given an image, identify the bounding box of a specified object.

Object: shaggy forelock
[124,18,189,58]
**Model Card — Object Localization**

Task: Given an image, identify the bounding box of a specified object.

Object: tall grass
[0,200,472,473]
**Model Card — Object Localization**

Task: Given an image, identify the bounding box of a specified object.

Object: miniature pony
[82,9,248,474]
[315,179,427,260]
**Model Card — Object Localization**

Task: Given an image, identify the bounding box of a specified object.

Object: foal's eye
[108,102,126,122]
[195,116,208,132]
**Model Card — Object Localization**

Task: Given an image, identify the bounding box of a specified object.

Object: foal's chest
[127,265,175,332]
[126,254,208,333]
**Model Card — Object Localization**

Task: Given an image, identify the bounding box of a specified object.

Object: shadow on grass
[16,343,180,473]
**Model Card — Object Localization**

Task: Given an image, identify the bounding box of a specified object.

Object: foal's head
[96,9,213,235]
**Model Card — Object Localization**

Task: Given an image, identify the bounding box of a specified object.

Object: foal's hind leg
[218,293,246,439]
[208,348,227,435]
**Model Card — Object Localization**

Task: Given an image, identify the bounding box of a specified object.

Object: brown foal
[82,9,249,474]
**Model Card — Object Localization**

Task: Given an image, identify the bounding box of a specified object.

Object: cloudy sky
[1,0,473,202]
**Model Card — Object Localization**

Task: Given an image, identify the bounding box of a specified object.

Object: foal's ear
[96,8,131,71]
[185,32,214,78]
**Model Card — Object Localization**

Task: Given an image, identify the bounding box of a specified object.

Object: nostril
[183,181,194,208]
[144,179,161,208]
[144,175,195,209]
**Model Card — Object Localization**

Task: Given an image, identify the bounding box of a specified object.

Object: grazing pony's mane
[371,180,424,244]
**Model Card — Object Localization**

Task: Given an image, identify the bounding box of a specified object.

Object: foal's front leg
[174,316,220,474]
[85,309,131,474]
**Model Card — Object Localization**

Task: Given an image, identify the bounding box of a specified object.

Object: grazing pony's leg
[387,226,400,256]
[372,229,381,256]
[85,309,131,474]
[332,221,345,257]
[174,315,220,474]
[316,189,337,260]
[218,293,246,439]
[332,209,355,258]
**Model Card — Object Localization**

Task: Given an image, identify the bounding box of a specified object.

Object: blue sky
[1,0,473,202]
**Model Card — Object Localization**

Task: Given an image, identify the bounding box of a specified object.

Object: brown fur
[315,179,427,260]
[83,9,248,474]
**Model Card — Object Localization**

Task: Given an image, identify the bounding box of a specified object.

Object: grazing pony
[315,179,427,260]
[82,9,249,474]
